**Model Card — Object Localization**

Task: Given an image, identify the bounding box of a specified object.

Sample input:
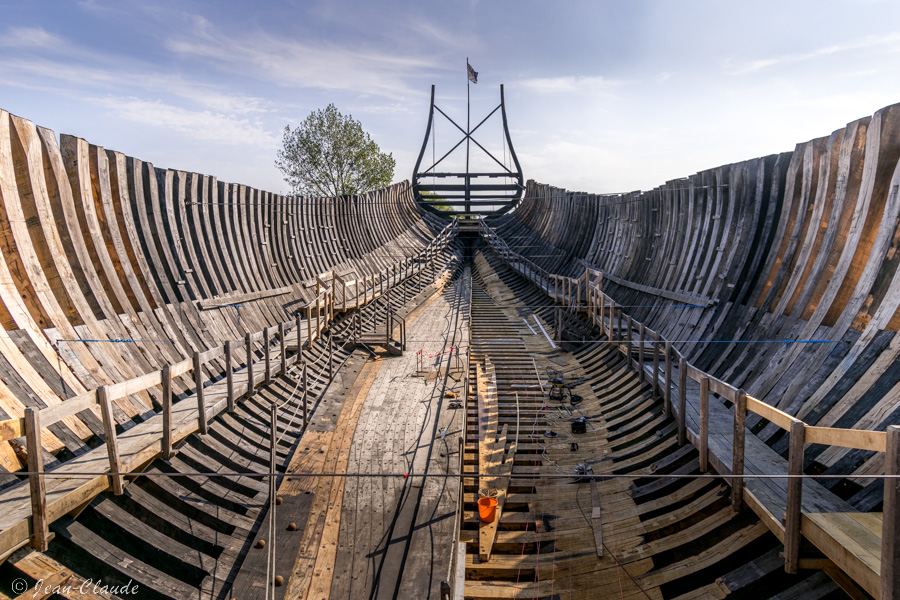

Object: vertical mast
[466,57,471,214]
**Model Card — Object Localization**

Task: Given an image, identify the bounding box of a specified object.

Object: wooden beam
[664,341,672,417]
[225,341,235,413]
[263,326,271,386]
[784,419,806,574]
[193,351,207,435]
[98,386,123,495]
[652,331,660,399]
[279,322,286,376]
[638,323,645,376]
[732,390,747,511]
[161,364,173,459]
[678,358,687,446]
[246,332,254,397]
[302,362,309,429]
[883,425,900,600]
[699,377,709,472]
[24,409,48,551]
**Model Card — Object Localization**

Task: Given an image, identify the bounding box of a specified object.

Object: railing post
[302,361,309,429]
[882,425,900,598]
[678,358,687,446]
[731,389,747,511]
[193,351,207,435]
[24,407,49,551]
[638,323,646,378]
[664,342,672,417]
[328,332,334,381]
[626,315,634,370]
[699,376,709,472]
[279,322,286,375]
[98,386,124,495]
[295,310,302,353]
[225,341,235,413]
[652,331,660,398]
[784,419,806,574]
[246,332,254,397]
[264,326,271,386]
[162,364,173,457]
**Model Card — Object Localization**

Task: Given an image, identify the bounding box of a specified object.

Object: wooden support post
[556,307,562,343]
[653,332,660,397]
[664,342,672,417]
[554,276,558,302]
[615,303,621,342]
[193,351,207,435]
[638,323,645,378]
[264,327,271,386]
[882,425,900,599]
[626,316,634,370]
[328,332,334,381]
[699,376,709,472]
[98,386,124,495]
[784,419,806,574]
[295,311,302,355]
[279,322,286,375]
[225,342,235,413]
[302,362,309,429]
[162,364,173,457]
[270,401,277,487]
[307,303,313,346]
[246,332,254,397]
[24,407,49,551]
[731,390,747,512]
[678,358,687,446]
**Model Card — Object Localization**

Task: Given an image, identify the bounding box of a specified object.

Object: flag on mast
[467,61,478,84]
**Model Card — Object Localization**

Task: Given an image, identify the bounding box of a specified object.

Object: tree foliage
[275,104,395,197]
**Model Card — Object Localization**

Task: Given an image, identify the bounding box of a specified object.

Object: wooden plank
[746,396,796,431]
[37,391,95,429]
[197,284,295,310]
[805,426,886,452]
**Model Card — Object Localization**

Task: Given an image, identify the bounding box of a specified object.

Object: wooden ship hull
[0,102,897,599]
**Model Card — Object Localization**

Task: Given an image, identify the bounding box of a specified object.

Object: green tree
[276,104,395,197]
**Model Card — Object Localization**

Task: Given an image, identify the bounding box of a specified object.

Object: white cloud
[727,32,900,75]
[90,96,279,148]
[518,75,626,94]
[0,26,65,49]
[164,25,439,101]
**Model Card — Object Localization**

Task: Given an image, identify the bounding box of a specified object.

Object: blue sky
[1,0,899,195]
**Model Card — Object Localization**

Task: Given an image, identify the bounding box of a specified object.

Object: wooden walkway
[282,270,470,599]
[663,359,885,596]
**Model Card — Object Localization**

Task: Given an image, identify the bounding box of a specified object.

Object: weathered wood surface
[284,271,467,600]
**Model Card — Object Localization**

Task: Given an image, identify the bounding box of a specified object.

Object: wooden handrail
[5,220,458,554]
[0,220,458,446]
[479,224,889,456]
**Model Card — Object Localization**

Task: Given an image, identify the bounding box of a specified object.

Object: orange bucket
[478,497,498,523]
